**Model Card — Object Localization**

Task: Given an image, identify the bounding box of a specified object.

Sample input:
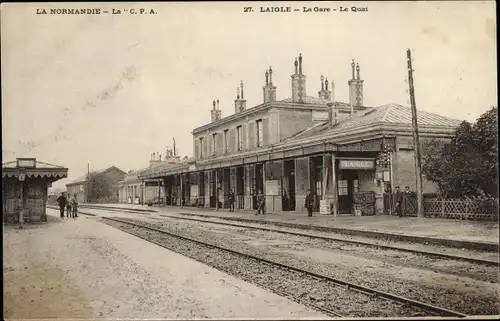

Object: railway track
[102,216,468,318]
[66,205,498,267]
[159,213,500,267]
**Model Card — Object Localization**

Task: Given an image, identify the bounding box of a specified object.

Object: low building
[66,166,126,203]
[118,151,182,204]
[139,55,462,215]
[2,158,68,223]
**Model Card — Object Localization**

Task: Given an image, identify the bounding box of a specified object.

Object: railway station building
[118,151,185,204]
[139,55,461,215]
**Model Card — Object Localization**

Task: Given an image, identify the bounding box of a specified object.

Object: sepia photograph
[1,1,498,319]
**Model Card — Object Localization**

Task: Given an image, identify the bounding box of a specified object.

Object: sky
[1,1,497,190]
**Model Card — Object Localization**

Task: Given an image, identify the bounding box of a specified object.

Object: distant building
[66,166,126,203]
[118,151,182,204]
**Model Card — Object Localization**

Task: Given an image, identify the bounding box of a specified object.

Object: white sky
[1,1,497,190]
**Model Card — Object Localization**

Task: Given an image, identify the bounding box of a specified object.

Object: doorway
[282,159,296,211]
[252,163,264,210]
[236,166,245,209]
[337,171,359,214]
[210,170,217,208]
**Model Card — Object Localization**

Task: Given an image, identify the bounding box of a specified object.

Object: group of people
[56,192,79,218]
[393,185,412,217]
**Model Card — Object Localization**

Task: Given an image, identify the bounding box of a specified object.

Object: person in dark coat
[305,189,314,217]
[394,186,403,217]
[255,190,265,215]
[57,192,68,218]
[229,189,235,212]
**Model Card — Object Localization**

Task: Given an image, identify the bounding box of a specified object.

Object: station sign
[339,159,375,170]
[17,158,36,168]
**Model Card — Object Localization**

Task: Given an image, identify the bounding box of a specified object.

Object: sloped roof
[281,104,462,143]
[66,166,125,185]
[2,160,68,180]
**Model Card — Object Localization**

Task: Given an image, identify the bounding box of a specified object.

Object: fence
[384,193,499,221]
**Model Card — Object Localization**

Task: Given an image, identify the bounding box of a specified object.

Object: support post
[407,49,424,218]
[331,153,338,216]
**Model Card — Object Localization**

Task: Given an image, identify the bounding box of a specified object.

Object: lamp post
[141,181,144,206]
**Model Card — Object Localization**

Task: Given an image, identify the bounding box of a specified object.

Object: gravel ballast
[106,216,498,316]
[103,217,468,318]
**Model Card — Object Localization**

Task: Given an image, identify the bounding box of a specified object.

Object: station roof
[2,159,68,181]
[66,166,125,186]
[280,104,463,144]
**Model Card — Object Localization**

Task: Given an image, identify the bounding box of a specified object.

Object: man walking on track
[305,189,314,217]
[57,192,67,218]
[255,190,265,215]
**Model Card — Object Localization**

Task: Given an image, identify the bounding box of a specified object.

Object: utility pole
[407,49,424,218]
[86,163,90,203]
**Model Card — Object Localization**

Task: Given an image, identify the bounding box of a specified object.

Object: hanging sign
[319,200,329,215]
[383,170,391,182]
[339,160,375,170]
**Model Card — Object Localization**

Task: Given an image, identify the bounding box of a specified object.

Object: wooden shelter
[2,158,68,223]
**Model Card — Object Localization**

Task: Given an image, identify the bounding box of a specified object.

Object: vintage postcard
[2,1,498,320]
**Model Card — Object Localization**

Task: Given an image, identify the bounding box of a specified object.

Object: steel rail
[70,204,497,267]
[103,216,468,318]
[158,213,499,267]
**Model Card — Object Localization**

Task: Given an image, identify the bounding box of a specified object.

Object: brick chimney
[348,59,364,114]
[263,67,277,103]
[291,53,306,103]
[318,75,332,101]
[234,81,247,113]
[210,99,222,122]
[327,102,338,126]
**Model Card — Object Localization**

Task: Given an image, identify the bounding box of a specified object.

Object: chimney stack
[235,81,247,113]
[291,54,307,103]
[263,67,277,103]
[210,98,222,122]
[318,75,332,101]
[327,102,338,126]
[348,59,364,114]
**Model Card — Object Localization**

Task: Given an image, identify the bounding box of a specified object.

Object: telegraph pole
[407,49,424,218]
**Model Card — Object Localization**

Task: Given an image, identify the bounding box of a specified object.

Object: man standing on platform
[17,196,24,229]
[57,192,67,218]
[305,189,314,217]
[229,189,235,212]
[255,190,265,215]
[72,194,79,218]
[394,186,403,217]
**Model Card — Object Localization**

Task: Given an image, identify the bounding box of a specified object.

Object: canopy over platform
[2,158,68,182]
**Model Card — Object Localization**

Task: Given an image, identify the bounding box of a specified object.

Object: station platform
[80,203,499,252]
[3,210,328,319]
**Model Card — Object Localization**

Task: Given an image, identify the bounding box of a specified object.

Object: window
[212,133,217,155]
[256,119,263,147]
[338,180,348,196]
[223,129,229,153]
[199,137,204,158]
[236,126,242,151]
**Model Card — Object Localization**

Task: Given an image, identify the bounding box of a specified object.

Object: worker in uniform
[255,190,265,215]
[57,192,67,218]
[305,189,314,217]
[72,194,79,218]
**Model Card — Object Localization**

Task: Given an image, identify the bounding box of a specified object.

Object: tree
[422,106,498,198]
[87,173,113,203]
